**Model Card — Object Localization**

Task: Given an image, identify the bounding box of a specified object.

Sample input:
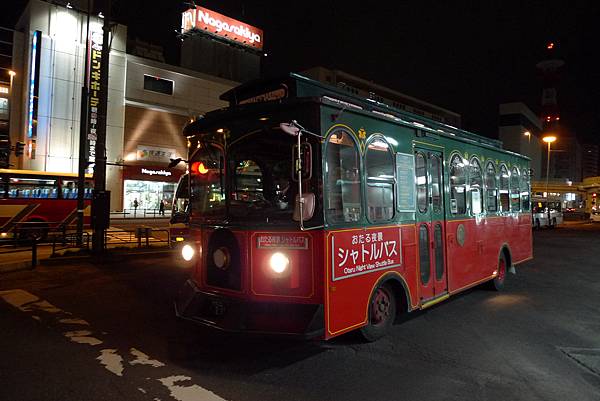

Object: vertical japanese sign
[26,30,42,159]
[86,30,103,173]
[330,227,402,281]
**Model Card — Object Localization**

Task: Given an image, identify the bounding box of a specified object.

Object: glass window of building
[365,137,395,222]
[485,162,498,212]
[325,129,361,223]
[499,164,510,212]
[510,166,521,212]
[449,154,467,215]
[124,180,176,212]
[469,157,483,214]
[143,75,174,95]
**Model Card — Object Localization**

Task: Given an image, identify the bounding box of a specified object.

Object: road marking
[159,376,226,401]
[60,318,90,325]
[98,349,125,376]
[0,289,229,401]
[130,348,165,367]
[65,330,103,346]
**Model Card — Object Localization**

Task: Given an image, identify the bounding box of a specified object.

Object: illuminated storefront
[122,166,183,210]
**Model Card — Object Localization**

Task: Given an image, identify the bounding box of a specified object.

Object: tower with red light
[536,42,565,130]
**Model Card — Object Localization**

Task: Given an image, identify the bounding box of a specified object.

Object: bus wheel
[360,283,396,342]
[489,253,508,291]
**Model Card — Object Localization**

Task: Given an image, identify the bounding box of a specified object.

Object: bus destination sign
[330,227,402,281]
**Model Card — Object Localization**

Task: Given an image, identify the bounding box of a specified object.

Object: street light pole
[76,0,93,246]
[543,135,557,225]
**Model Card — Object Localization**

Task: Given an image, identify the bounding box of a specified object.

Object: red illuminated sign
[181,6,263,50]
[330,227,402,281]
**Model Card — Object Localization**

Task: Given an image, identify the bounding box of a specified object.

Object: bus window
[415,152,428,213]
[326,129,361,223]
[499,164,509,212]
[510,166,520,212]
[61,179,94,199]
[469,157,483,215]
[485,162,498,212]
[449,154,466,215]
[9,178,58,199]
[365,138,394,222]
[430,155,442,212]
[521,169,530,211]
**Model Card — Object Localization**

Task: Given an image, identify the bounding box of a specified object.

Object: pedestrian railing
[110,208,172,219]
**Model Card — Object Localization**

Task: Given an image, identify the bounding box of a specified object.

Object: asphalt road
[1,224,599,401]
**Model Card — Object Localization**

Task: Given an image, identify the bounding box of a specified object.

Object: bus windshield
[189,127,306,224]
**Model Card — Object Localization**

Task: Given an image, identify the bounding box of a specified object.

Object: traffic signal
[14,141,25,157]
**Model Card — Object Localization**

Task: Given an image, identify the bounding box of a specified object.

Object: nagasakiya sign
[181,6,263,50]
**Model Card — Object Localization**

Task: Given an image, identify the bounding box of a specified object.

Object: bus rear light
[181,244,195,261]
[269,252,289,274]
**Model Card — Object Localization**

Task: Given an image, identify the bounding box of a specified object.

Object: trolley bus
[0,169,93,238]
[175,73,533,341]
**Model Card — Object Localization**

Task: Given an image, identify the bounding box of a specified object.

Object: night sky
[3,0,599,143]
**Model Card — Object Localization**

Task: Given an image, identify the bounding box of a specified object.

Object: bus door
[414,148,448,302]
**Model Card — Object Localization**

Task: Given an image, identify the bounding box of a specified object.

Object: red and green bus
[0,169,93,238]
[174,74,532,341]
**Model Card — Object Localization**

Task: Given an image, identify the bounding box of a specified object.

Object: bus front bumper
[174,279,324,339]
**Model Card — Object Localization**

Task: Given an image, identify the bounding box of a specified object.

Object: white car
[591,211,600,223]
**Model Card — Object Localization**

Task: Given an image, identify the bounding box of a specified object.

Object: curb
[0,260,33,274]
[0,248,176,272]
[41,248,176,266]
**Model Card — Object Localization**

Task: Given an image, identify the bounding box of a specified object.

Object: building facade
[498,102,543,180]
[9,0,237,210]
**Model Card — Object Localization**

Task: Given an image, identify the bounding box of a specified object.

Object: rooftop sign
[181,6,263,51]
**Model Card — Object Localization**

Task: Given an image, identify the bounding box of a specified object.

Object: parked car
[591,211,600,223]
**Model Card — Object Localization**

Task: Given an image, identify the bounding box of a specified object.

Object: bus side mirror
[293,193,315,221]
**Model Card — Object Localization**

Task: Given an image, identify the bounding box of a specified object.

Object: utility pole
[76,0,93,246]
[92,0,111,253]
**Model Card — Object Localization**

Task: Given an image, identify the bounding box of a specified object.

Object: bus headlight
[181,244,195,261]
[269,252,289,274]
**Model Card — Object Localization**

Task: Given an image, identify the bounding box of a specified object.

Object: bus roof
[0,168,93,179]
[189,72,523,158]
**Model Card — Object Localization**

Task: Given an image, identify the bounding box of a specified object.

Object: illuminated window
[325,129,361,223]
[499,164,510,212]
[510,166,520,212]
[449,154,467,215]
[415,152,427,213]
[520,169,530,211]
[469,157,483,215]
[365,137,394,222]
[485,162,498,212]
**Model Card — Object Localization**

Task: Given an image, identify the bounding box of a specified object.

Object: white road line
[158,376,227,401]
[130,348,165,367]
[0,289,229,401]
[98,349,125,377]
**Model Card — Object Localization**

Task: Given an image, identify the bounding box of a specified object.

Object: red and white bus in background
[0,169,93,238]
[169,173,190,245]
[175,74,533,341]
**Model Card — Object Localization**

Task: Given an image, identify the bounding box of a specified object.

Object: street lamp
[543,135,557,225]
[523,131,531,157]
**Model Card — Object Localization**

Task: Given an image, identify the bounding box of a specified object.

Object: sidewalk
[0,223,174,274]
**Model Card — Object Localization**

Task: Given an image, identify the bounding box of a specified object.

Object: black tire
[360,283,396,342]
[17,221,48,242]
[489,253,508,291]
